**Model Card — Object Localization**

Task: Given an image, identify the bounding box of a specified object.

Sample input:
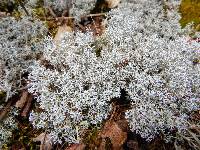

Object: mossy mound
[179,0,200,31]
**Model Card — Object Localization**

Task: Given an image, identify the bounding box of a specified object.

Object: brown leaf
[99,121,127,150]
[105,0,121,8]
[0,12,7,18]
[65,143,85,150]
[33,133,52,150]
[54,24,72,43]
[20,93,33,117]
[15,90,29,108]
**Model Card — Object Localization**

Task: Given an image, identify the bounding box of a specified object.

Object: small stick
[17,84,32,91]
[18,1,30,16]
[38,13,106,21]
[47,6,57,20]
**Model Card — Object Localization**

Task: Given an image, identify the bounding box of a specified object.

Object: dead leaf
[33,133,52,150]
[15,90,28,108]
[65,102,129,150]
[106,0,121,8]
[0,12,7,18]
[99,121,127,150]
[65,143,85,150]
[20,93,33,117]
[54,24,72,43]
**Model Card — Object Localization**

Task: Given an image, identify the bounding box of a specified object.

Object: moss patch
[179,0,200,31]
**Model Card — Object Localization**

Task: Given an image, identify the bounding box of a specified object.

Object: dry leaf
[65,143,85,150]
[15,90,28,108]
[99,121,127,150]
[54,24,72,43]
[20,93,33,117]
[64,103,129,150]
[33,133,52,150]
[106,0,121,8]
[0,12,7,18]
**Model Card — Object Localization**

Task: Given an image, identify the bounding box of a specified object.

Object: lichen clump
[0,16,47,100]
[0,107,18,148]
[28,0,200,143]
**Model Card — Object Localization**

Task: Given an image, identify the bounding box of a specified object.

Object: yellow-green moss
[179,0,200,31]
[32,7,45,18]
[0,91,6,104]
[83,127,100,149]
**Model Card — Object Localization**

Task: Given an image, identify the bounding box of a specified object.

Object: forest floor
[0,0,200,150]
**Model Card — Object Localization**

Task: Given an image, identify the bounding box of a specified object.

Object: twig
[187,130,200,147]
[38,13,106,21]
[62,9,69,17]
[174,139,181,150]
[83,13,106,18]
[20,93,33,117]
[46,6,57,20]
[18,1,30,16]
[17,84,32,91]
[77,23,85,30]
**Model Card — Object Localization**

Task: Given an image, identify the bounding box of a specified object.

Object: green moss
[179,0,200,31]
[2,144,9,150]
[83,127,100,149]
[32,7,45,18]
[0,91,6,104]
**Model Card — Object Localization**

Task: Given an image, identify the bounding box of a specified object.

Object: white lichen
[0,16,47,100]
[28,0,200,143]
[0,106,18,148]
